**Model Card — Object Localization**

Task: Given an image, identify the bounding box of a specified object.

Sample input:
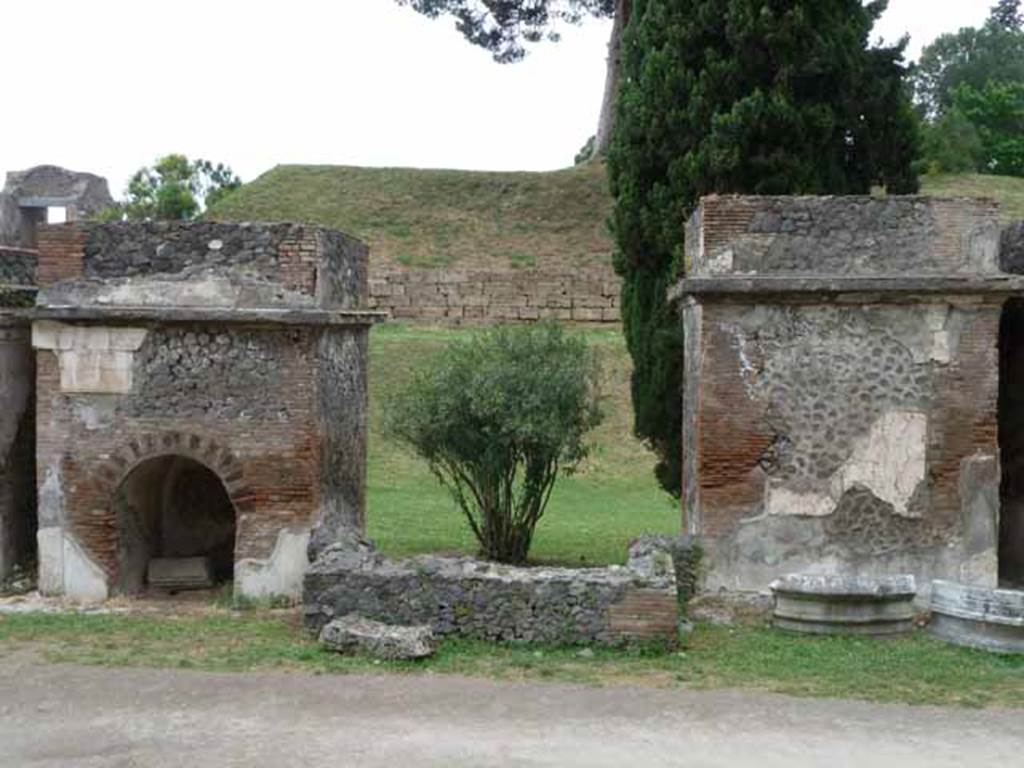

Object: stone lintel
[25,305,387,328]
[673,275,1024,303]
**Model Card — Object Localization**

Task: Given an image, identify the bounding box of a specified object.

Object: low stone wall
[367,266,621,324]
[304,533,697,646]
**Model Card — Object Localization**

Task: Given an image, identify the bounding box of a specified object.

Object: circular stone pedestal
[929,580,1024,654]
[770,574,916,635]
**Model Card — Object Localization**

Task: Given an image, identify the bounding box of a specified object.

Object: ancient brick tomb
[678,196,1024,598]
[25,220,381,600]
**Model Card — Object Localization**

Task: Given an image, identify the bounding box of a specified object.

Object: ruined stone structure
[0,212,380,599]
[678,195,1024,598]
[305,533,698,645]
[0,166,113,248]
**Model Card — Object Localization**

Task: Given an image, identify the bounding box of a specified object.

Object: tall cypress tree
[608,0,920,496]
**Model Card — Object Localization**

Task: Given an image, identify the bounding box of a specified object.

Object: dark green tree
[608,0,920,495]
[110,154,241,221]
[913,1,1024,119]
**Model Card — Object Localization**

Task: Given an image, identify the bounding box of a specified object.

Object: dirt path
[0,653,1020,767]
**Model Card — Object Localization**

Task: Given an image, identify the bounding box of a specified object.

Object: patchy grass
[366,324,677,565]
[920,173,1024,222]
[209,162,614,270]
[2,611,1022,708]
[210,164,1024,273]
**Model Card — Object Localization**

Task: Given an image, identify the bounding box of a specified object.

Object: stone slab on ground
[929,579,1024,654]
[770,573,916,635]
[319,614,436,660]
[147,557,214,591]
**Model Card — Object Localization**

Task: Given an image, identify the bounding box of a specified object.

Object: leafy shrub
[385,323,603,564]
[921,108,985,174]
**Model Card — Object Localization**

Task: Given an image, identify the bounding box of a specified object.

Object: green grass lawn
[2,611,1021,708]
[365,323,678,565]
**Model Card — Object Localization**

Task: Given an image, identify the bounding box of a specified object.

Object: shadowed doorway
[114,456,236,594]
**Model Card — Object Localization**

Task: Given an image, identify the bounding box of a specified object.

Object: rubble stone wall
[304,534,697,645]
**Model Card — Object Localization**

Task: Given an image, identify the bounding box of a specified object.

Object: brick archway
[74,432,255,580]
[92,432,253,514]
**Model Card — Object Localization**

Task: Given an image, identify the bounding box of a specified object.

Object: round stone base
[770,573,916,636]
[928,580,1024,654]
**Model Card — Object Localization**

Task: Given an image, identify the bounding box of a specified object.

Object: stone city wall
[305,534,698,645]
[367,266,621,324]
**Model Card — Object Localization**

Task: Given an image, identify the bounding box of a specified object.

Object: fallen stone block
[319,614,436,660]
[770,573,916,635]
[929,580,1024,654]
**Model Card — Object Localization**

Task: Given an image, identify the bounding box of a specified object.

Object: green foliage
[912,1,1024,120]
[396,0,615,62]
[385,323,603,564]
[952,80,1024,176]
[575,135,597,165]
[607,0,919,495]
[921,108,985,174]
[110,154,241,221]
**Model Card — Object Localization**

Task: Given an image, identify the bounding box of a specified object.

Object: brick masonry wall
[682,195,1007,595]
[35,326,324,577]
[367,266,621,324]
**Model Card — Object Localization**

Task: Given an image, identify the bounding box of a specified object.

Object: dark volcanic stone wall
[126,328,294,420]
[309,329,368,558]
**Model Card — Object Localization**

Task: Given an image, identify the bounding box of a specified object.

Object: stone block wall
[680,196,1008,596]
[367,266,620,324]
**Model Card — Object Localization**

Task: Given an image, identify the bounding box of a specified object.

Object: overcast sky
[1,0,991,196]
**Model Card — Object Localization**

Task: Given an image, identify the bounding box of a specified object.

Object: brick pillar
[36,223,86,284]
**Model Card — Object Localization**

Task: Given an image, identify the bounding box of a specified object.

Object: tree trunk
[594,0,630,157]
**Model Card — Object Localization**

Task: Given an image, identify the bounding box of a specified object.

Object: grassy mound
[209,163,614,270]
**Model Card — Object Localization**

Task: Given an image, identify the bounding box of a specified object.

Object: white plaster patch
[235,529,311,600]
[766,410,927,519]
[836,411,927,517]
[36,527,64,595]
[764,486,834,518]
[705,248,734,275]
[33,322,147,393]
[929,330,952,363]
[96,277,238,308]
[37,526,109,602]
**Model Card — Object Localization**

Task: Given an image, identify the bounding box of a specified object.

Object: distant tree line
[915,0,1024,176]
